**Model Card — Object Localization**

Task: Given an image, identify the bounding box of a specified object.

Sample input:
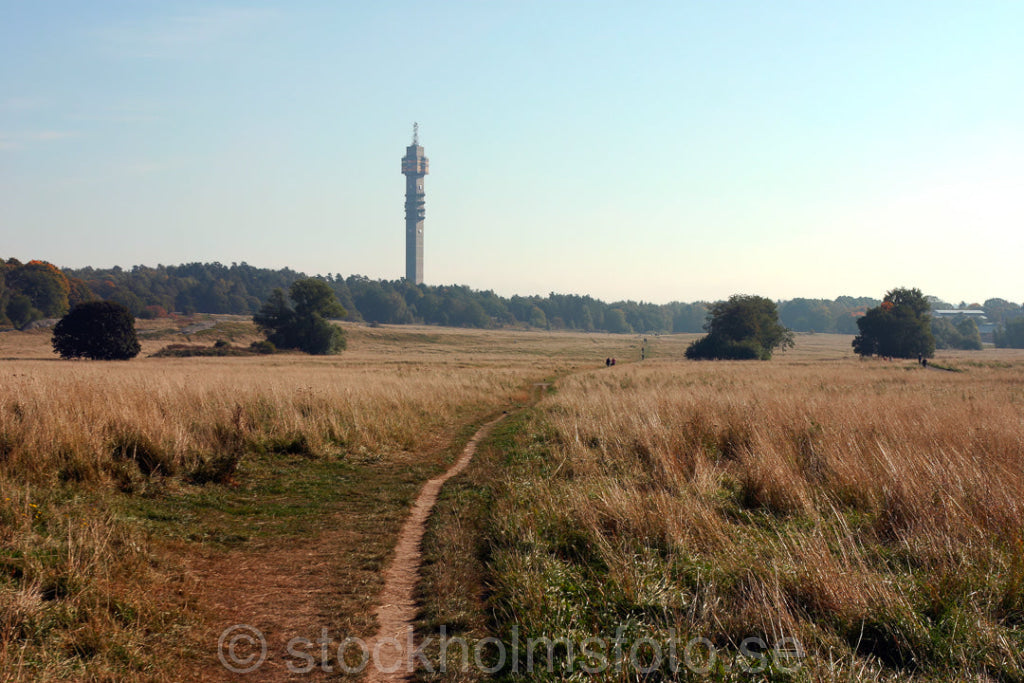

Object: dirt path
[362,414,507,682]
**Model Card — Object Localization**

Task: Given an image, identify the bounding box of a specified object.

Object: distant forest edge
[2,259,1023,339]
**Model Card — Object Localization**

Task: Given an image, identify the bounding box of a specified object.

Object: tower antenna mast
[401,124,428,284]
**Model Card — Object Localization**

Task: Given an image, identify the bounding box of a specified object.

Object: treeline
[61,263,713,333]
[778,297,880,334]
[5,259,1023,341]
[996,320,1024,349]
[65,262,303,319]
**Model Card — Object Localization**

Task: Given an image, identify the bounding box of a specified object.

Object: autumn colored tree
[8,261,71,318]
[67,276,97,307]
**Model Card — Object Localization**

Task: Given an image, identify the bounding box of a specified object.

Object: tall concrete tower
[401,123,428,284]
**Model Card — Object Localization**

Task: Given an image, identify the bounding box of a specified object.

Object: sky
[2,1,1022,305]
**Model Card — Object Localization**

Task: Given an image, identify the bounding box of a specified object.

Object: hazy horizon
[3,2,1022,305]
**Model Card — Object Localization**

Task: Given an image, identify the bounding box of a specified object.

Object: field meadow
[0,318,641,681]
[2,319,1023,681]
[421,337,1024,681]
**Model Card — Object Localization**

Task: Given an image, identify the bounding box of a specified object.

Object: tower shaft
[401,127,428,284]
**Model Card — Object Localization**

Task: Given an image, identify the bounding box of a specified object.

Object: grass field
[420,335,1024,681]
[0,319,640,680]
[3,323,1023,681]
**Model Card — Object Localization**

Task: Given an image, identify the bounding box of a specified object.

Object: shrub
[249,340,276,354]
[188,453,241,485]
[109,427,174,477]
[684,334,761,360]
[138,305,167,320]
[151,343,253,357]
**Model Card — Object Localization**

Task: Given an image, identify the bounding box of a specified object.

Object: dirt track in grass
[362,415,507,683]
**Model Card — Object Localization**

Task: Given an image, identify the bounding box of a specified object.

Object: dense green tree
[852,288,935,358]
[995,319,1024,349]
[954,317,983,350]
[52,301,141,360]
[5,294,42,329]
[477,289,514,325]
[353,284,413,324]
[686,295,794,360]
[253,289,293,342]
[931,318,959,350]
[932,317,983,350]
[527,305,547,329]
[108,288,145,316]
[447,298,491,328]
[253,278,346,355]
[604,308,632,334]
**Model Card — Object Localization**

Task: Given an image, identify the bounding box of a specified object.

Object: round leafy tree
[852,287,935,359]
[685,294,794,360]
[52,301,141,360]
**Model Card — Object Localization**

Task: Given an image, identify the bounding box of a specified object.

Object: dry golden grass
[0,319,643,681]
[479,338,1024,680]
[7,320,1023,681]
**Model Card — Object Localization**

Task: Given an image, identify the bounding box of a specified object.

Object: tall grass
[1,320,639,680]
[0,360,536,487]
[484,357,1024,680]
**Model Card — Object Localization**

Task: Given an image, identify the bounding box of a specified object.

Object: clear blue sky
[2,1,1022,304]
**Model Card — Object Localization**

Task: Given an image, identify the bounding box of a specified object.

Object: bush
[137,305,167,320]
[249,340,276,354]
[684,334,761,360]
[188,453,241,485]
[52,301,141,360]
[109,427,175,477]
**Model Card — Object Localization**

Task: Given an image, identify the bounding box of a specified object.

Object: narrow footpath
[362,414,508,682]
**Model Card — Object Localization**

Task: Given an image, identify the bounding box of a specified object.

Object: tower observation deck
[401,123,429,284]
